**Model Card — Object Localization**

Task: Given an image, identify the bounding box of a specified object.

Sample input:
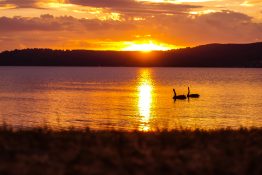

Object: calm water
[0,67,261,131]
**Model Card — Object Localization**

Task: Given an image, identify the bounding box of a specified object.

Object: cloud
[0,14,137,50]
[0,0,38,8]
[69,0,201,15]
[0,0,201,15]
[0,14,136,32]
[145,10,262,45]
[0,10,261,51]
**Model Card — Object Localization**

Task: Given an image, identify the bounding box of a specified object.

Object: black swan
[173,89,187,100]
[187,87,200,98]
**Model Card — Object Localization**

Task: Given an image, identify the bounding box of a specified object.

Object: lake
[0,67,261,131]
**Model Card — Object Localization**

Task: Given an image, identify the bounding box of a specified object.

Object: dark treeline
[0,42,261,67]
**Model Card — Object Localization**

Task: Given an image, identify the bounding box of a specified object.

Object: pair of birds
[173,87,200,100]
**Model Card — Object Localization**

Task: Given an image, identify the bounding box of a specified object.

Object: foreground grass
[0,128,261,175]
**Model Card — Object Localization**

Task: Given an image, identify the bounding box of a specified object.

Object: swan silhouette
[187,87,200,98]
[173,89,187,100]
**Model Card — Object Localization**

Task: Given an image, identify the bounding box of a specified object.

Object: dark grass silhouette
[0,127,261,175]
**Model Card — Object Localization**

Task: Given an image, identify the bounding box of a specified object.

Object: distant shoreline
[0,42,261,67]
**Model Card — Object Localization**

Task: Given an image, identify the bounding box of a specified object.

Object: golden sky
[0,0,262,51]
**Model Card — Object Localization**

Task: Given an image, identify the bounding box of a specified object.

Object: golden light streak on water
[137,69,154,131]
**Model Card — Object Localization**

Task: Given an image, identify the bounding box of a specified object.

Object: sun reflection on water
[137,69,154,131]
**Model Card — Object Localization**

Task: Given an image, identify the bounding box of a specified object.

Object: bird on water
[173,89,187,100]
[187,87,200,98]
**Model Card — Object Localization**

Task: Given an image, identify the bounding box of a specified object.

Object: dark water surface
[0,67,261,131]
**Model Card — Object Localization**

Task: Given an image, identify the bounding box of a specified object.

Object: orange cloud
[0,0,261,51]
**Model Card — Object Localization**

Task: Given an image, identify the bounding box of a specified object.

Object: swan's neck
[173,89,176,97]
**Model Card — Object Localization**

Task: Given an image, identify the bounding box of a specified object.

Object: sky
[0,0,262,51]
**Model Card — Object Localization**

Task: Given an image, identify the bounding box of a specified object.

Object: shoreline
[0,127,261,175]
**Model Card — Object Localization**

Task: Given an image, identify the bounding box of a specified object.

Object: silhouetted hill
[0,42,261,67]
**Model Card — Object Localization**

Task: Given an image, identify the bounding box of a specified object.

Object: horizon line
[1,41,262,53]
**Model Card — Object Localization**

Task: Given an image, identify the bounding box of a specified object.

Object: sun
[122,41,173,52]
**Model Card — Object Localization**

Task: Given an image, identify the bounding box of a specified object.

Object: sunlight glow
[138,69,154,131]
[36,1,75,9]
[136,0,211,3]
[174,0,212,2]
[241,1,254,7]
[0,4,16,10]
[36,1,121,21]
[123,41,173,52]
[189,9,218,15]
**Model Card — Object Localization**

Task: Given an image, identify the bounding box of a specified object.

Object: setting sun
[123,41,173,52]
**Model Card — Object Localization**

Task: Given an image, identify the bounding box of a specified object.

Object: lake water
[0,67,261,131]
